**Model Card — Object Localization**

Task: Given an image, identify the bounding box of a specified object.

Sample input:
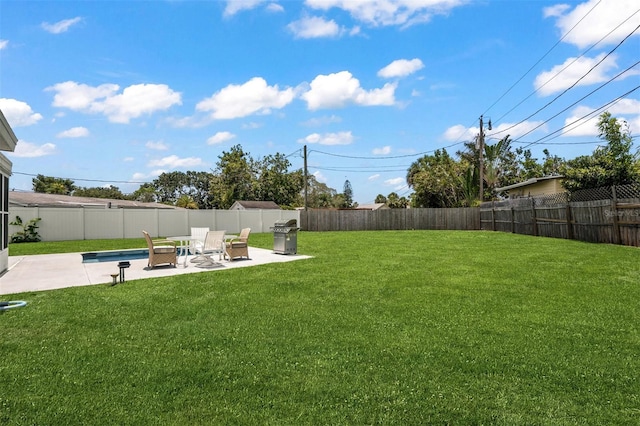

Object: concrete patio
[0,247,311,295]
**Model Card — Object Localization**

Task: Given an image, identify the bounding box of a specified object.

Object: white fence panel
[187,210,216,230]
[8,207,299,241]
[125,210,159,238]
[84,209,124,240]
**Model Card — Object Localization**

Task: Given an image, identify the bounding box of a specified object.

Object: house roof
[356,203,389,210]
[495,175,564,192]
[9,192,179,209]
[0,108,18,152]
[230,200,280,210]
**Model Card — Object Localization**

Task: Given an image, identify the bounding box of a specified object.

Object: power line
[12,171,148,185]
[482,0,604,118]
[490,7,640,129]
[521,84,640,149]
[507,60,640,142]
[489,22,640,139]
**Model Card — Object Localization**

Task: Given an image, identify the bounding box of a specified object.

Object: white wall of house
[8,207,299,242]
[0,156,11,272]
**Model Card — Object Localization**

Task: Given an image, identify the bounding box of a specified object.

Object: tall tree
[407,149,466,208]
[130,183,158,203]
[32,174,76,195]
[210,145,255,209]
[343,179,354,208]
[254,153,304,207]
[304,175,338,208]
[561,112,639,192]
[74,185,126,199]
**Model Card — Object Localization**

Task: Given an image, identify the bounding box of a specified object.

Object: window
[1,175,8,250]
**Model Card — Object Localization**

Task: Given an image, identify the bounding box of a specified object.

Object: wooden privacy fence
[300,208,480,232]
[480,186,640,247]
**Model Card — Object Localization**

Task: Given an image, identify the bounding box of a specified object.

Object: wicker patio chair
[142,231,177,268]
[225,227,251,260]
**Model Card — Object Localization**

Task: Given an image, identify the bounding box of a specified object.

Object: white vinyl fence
[9,207,299,242]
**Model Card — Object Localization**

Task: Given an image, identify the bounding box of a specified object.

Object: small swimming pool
[81,249,149,263]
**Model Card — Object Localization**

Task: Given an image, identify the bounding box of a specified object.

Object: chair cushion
[153,245,175,254]
[228,242,247,248]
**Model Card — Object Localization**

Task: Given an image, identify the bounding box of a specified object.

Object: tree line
[405,112,639,207]
[31,145,356,210]
[30,113,638,209]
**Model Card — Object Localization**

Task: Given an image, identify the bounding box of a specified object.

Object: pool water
[81,249,149,263]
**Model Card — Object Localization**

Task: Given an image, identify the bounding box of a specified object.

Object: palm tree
[176,195,198,209]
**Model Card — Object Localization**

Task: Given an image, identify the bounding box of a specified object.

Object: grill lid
[274,219,297,227]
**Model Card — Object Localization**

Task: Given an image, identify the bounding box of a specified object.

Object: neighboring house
[496,176,565,199]
[229,200,280,210]
[356,203,390,210]
[0,109,18,274]
[9,192,179,209]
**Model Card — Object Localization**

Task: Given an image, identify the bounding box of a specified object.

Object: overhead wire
[489,5,639,131]
[521,84,640,149]
[481,0,603,118]
[489,21,640,139]
[506,60,640,143]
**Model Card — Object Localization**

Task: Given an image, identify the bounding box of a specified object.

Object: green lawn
[2,231,639,425]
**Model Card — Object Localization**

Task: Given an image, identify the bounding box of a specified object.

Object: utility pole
[478,115,492,202]
[478,116,485,202]
[303,145,308,211]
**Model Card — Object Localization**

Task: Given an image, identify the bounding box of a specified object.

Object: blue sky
[1,0,638,205]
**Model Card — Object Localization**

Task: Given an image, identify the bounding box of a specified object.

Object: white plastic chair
[190,227,209,255]
[195,230,226,266]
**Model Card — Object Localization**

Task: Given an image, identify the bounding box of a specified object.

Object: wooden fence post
[565,203,574,240]
[491,201,496,231]
[511,207,515,233]
[611,185,621,245]
[531,198,538,236]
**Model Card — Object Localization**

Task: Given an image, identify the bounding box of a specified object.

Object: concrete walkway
[0,248,311,296]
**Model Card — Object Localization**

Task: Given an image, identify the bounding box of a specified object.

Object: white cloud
[301,71,396,110]
[442,124,474,141]
[147,155,205,168]
[444,121,548,142]
[196,77,295,119]
[57,126,89,138]
[123,157,134,162]
[547,0,639,49]
[11,141,56,157]
[534,53,621,96]
[313,170,327,183]
[207,131,236,145]
[41,17,82,34]
[145,140,169,150]
[288,16,343,39]
[0,40,8,50]
[302,115,342,126]
[562,99,640,137]
[0,98,43,127]
[488,121,548,140]
[368,174,380,181]
[266,3,284,13]
[47,81,182,123]
[384,177,406,188]
[373,146,391,155]
[378,58,424,78]
[298,131,354,145]
[305,0,468,27]
[543,4,570,18]
[131,172,149,181]
[223,0,268,17]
